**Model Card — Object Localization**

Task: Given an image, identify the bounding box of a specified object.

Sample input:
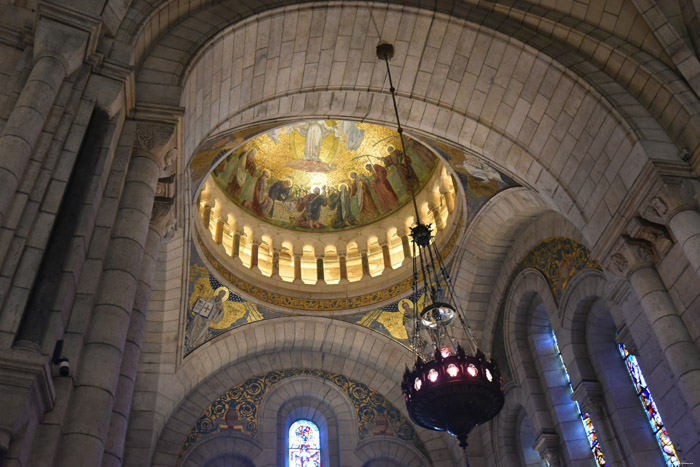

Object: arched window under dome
[289,420,321,467]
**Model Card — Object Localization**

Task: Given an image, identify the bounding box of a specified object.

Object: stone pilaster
[232,230,241,258]
[250,241,259,269]
[102,202,175,467]
[0,18,88,228]
[573,380,623,464]
[643,177,700,279]
[0,351,54,464]
[534,432,561,467]
[271,249,280,278]
[605,235,700,428]
[381,242,392,270]
[339,254,348,281]
[316,257,324,282]
[293,253,302,283]
[54,121,176,467]
[402,234,412,259]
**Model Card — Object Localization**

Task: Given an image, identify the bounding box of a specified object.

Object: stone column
[643,177,700,279]
[53,122,175,467]
[534,432,561,467]
[402,234,412,258]
[573,381,623,464]
[606,235,700,427]
[212,217,223,244]
[271,249,280,278]
[339,254,348,281]
[250,241,259,269]
[316,257,324,282]
[381,242,392,270]
[102,203,176,467]
[293,253,302,283]
[361,251,370,277]
[232,230,241,258]
[0,19,87,227]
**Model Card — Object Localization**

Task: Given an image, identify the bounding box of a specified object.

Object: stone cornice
[0,349,55,419]
[132,102,184,125]
[0,23,26,49]
[36,1,102,62]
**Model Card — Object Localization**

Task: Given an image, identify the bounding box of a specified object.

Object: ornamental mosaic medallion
[206,120,438,232]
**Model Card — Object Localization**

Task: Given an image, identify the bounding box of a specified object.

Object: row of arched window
[547,328,680,466]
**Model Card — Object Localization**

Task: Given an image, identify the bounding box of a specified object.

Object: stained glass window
[289,420,321,467]
[618,344,680,466]
[551,331,607,466]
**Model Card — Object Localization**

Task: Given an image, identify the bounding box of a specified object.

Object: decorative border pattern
[179,369,428,459]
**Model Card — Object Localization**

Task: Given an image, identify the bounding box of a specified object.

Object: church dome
[194,120,462,313]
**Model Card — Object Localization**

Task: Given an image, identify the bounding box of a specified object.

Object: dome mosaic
[195,120,462,312]
[209,120,438,232]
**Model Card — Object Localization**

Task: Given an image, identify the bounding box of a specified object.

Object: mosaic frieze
[180,369,427,459]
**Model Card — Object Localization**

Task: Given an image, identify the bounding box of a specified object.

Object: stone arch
[559,270,665,464]
[451,187,552,347]
[354,436,430,467]
[123,0,699,166]
[480,209,589,354]
[557,269,608,385]
[503,270,559,440]
[504,268,593,465]
[490,383,527,466]
[180,432,261,467]
[257,376,355,466]
[166,2,692,244]
[516,407,543,467]
[147,318,457,467]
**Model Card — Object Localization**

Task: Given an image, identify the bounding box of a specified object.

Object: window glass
[551,331,606,466]
[289,420,321,467]
[619,344,680,466]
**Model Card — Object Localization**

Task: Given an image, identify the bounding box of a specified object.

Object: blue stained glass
[289,420,321,467]
[618,344,680,467]
[551,331,606,466]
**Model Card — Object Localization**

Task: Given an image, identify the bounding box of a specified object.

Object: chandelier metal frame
[376,42,504,465]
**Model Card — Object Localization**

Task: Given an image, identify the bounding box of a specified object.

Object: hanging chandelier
[376,43,504,463]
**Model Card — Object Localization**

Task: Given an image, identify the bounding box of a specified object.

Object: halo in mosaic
[180,369,427,459]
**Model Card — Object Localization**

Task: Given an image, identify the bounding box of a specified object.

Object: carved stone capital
[644,177,700,223]
[572,380,604,416]
[150,199,176,241]
[625,217,673,261]
[134,122,177,171]
[534,432,561,467]
[34,18,88,77]
[605,236,655,278]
